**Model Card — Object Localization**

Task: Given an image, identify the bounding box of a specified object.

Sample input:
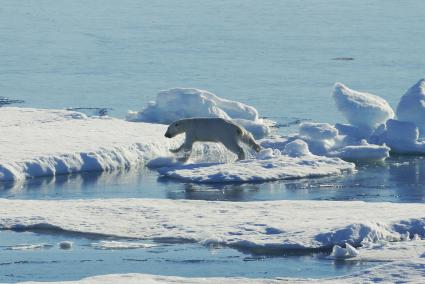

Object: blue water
[1,0,425,282]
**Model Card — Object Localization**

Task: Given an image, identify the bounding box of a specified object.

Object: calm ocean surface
[1,0,425,282]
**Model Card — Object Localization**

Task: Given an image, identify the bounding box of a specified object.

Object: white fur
[164,118,261,161]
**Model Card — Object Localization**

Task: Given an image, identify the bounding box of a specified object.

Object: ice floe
[126,88,270,139]
[156,140,354,183]
[1,198,425,252]
[0,107,175,182]
[58,241,73,250]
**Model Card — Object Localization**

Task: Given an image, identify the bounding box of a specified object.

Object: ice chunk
[331,243,359,259]
[396,79,425,136]
[282,139,311,157]
[377,119,425,154]
[126,88,270,138]
[59,241,73,250]
[345,243,360,257]
[335,123,375,140]
[333,83,394,129]
[329,140,390,162]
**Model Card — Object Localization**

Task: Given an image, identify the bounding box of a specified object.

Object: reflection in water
[1,156,425,203]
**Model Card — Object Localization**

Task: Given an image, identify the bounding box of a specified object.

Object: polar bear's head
[165,120,186,138]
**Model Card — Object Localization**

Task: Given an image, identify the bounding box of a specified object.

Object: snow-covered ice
[126,88,270,139]
[332,83,394,130]
[0,107,174,181]
[1,198,425,251]
[396,78,425,137]
[7,198,425,283]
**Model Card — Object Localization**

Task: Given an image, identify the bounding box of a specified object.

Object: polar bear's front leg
[175,140,194,162]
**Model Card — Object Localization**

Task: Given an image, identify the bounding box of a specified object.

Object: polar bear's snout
[164,131,172,138]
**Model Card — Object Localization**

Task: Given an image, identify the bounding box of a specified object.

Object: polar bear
[164,118,261,161]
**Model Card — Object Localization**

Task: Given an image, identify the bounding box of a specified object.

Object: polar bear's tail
[238,128,261,152]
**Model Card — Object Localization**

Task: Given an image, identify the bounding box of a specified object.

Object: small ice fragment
[331,244,359,259]
[299,122,338,140]
[331,245,348,259]
[59,241,73,250]
[256,148,274,160]
[400,232,410,241]
[345,243,359,257]
[283,139,311,157]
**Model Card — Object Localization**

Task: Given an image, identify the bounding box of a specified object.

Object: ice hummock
[126,88,270,139]
[333,83,395,130]
[396,78,425,137]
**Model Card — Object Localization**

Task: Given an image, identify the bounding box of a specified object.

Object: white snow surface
[0,107,174,181]
[2,198,425,251]
[126,88,270,139]
[332,83,394,129]
[396,79,425,136]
